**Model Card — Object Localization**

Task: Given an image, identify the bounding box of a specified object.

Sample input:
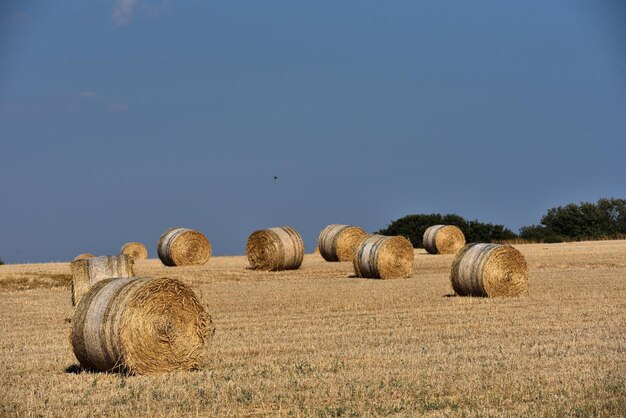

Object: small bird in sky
[273,176,278,180]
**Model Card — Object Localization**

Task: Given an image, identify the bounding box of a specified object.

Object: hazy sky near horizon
[1,1,625,263]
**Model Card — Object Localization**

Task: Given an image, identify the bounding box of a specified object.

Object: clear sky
[1,1,625,263]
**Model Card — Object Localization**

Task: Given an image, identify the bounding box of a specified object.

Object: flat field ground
[0,241,625,417]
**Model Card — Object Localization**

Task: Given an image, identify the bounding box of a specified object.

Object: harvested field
[0,240,625,416]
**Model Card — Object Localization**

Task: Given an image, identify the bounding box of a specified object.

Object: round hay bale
[120,242,148,260]
[157,227,211,266]
[73,253,95,261]
[246,226,304,271]
[353,235,414,279]
[318,224,368,262]
[450,243,528,297]
[70,255,135,306]
[71,277,213,375]
[423,225,466,254]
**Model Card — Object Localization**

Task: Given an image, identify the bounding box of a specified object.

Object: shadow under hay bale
[353,235,414,279]
[70,255,135,306]
[246,226,304,271]
[423,225,466,255]
[450,243,528,297]
[120,242,148,260]
[64,364,84,374]
[157,227,211,266]
[71,277,214,375]
[318,224,368,262]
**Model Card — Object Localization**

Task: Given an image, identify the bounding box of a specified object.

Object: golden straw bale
[73,253,95,261]
[353,235,414,279]
[450,243,528,297]
[71,277,214,375]
[423,225,466,254]
[70,255,135,306]
[157,227,211,266]
[246,226,304,271]
[318,224,368,262]
[120,242,148,260]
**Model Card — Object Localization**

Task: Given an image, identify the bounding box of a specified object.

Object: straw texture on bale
[450,243,528,297]
[353,235,414,279]
[247,226,304,271]
[157,227,211,266]
[120,242,148,260]
[318,224,368,262]
[71,277,213,375]
[73,253,95,261]
[423,225,466,254]
[70,255,135,306]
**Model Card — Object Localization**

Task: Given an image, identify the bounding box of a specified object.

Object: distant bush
[0,258,4,265]
[519,225,549,241]
[522,198,626,241]
[376,213,517,248]
[519,225,563,243]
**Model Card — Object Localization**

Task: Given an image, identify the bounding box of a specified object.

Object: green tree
[519,224,549,241]
[539,198,626,239]
[597,197,626,234]
[465,220,517,243]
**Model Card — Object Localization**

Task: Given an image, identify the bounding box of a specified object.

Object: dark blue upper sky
[1,1,625,263]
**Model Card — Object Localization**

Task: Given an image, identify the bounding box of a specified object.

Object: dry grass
[0,240,625,416]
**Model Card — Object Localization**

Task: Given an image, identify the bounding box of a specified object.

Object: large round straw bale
[71,277,213,375]
[157,227,211,266]
[450,243,528,297]
[70,255,135,306]
[353,235,414,279]
[73,253,95,261]
[423,225,466,254]
[120,242,148,260]
[318,224,368,262]
[246,226,304,271]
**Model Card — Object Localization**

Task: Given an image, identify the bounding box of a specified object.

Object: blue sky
[1,1,625,263]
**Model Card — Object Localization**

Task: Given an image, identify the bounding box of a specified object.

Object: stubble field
[0,240,625,417]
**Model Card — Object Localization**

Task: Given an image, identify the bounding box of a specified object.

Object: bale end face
[482,245,528,297]
[120,242,148,260]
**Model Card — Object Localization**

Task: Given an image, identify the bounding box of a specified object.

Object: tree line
[377,197,626,247]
